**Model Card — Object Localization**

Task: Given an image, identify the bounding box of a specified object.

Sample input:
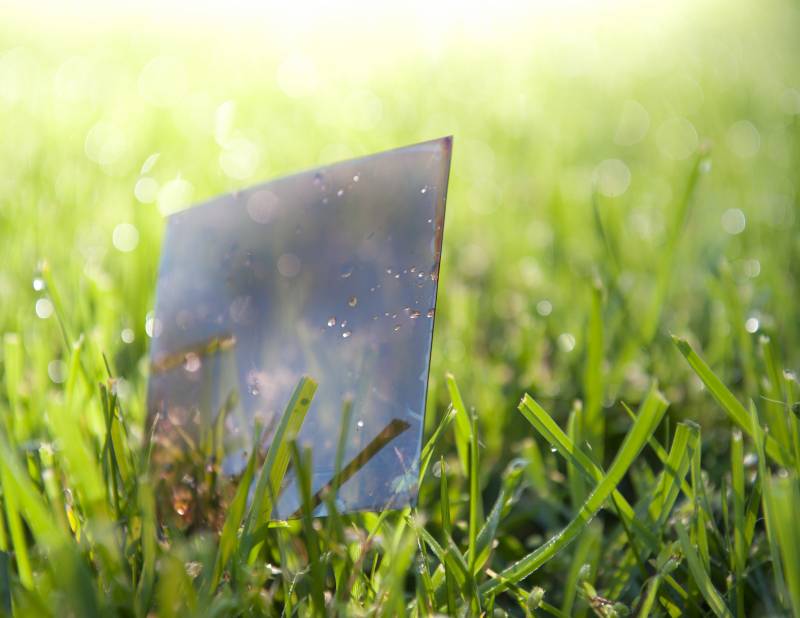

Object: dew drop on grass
[550,447,557,453]
[121,328,135,343]
[348,296,358,307]
[536,300,553,316]
[432,460,447,478]
[32,277,45,291]
[48,359,67,384]
[745,317,759,333]
[721,208,746,235]
[35,298,54,319]
[327,316,337,327]
[558,333,576,352]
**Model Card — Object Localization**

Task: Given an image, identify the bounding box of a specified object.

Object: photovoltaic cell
[147,137,452,526]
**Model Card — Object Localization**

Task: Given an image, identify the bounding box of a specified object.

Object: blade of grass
[673,336,789,466]
[582,277,604,462]
[675,521,732,618]
[419,405,456,482]
[241,376,317,562]
[750,401,786,606]
[517,390,663,551]
[769,475,800,618]
[445,373,471,475]
[480,384,668,595]
[207,427,263,592]
[648,422,699,530]
[467,407,481,576]
[440,456,457,615]
[290,442,325,616]
[730,430,746,617]
[1,463,32,589]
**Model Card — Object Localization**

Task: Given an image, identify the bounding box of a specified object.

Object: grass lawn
[1,0,800,615]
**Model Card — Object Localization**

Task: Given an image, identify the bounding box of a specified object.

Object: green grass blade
[136,476,157,615]
[582,277,605,462]
[445,373,472,475]
[769,475,800,618]
[1,464,32,589]
[480,384,668,595]
[675,522,732,618]
[419,405,456,482]
[750,401,786,605]
[730,430,746,617]
[467,407,481,575]
[517,390,663,551]
[673,336,789,466]
[207,427,263,592]
[242,376,317,560]
[648,422,699,530]
[439,455,457,615]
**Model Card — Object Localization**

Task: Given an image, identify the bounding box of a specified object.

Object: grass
[2,0,800,615]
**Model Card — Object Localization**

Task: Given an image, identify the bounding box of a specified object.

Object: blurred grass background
[2,0,798,451]
[2,0,800,613]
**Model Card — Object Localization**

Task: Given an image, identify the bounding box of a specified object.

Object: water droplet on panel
[172,487,192,517]
[337,189,344,197]
[420,186,428,194]
[348,296,358,307]
[409,310,421,319]
[341,330,352,339]
[356,419,365,429]
[352,174,359,182]
[427,309,435,318]
[327,316,337,327]
[393,324,402,332]
[183,353,201,372]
